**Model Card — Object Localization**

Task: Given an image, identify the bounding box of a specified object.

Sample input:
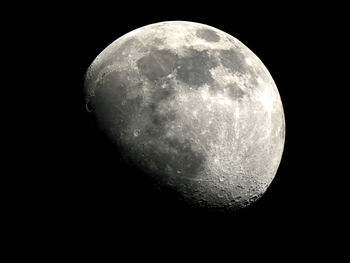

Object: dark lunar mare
[196,28,221,42]
[137,49,177,81]
[136,47,219,89]
[219,49,246,74]
[176,49,218,88]
[226,83,246,100]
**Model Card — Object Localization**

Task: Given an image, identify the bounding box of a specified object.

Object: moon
[84,21,285,211]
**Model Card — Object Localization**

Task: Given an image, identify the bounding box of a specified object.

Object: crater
[196,28,220,42]
[137,49,177,81]
[176,49,218,88]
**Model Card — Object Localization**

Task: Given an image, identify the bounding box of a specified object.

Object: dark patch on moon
[219,49,246,73]
[196,29,220,42]
[226,83,246,100]
[151,110,176,126]
[129,103,204,180]
[147,82,177,131]
[208,81,224,95]
[141,137,205,179]
[176,49,217,87]
[164,138,204,178]
[151,84,175,105]
[152,37,166,46]
[137,49,177,81]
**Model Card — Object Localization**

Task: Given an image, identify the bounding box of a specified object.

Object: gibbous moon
[84,21,285,211]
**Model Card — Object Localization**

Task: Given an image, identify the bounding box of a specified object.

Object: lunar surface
[84,21,285,211]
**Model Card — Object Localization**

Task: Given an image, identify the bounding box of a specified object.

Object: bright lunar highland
[85,21,285,211]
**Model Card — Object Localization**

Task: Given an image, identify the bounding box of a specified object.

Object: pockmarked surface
[85,21,285,210]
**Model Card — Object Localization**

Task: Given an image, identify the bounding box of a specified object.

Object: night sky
[14,1,344,258]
